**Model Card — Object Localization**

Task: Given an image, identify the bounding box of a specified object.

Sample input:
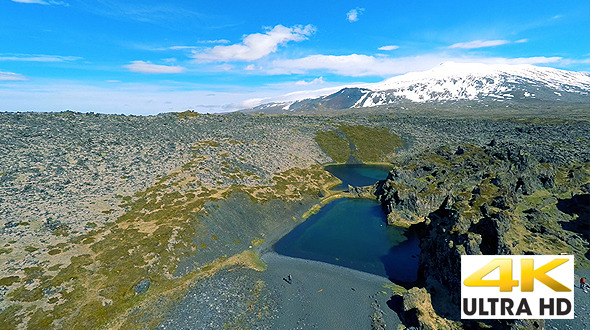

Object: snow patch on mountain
[356,62,590,104]
[245,62,590,113]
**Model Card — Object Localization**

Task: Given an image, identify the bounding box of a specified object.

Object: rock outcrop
[346,184,376,198]
[375,142,590,329]
[399,287,461,330]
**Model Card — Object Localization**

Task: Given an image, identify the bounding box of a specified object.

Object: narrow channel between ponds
[274,164,420,284]
[324,163,395,190]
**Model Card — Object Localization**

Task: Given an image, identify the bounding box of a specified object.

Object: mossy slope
[315,124,403,163]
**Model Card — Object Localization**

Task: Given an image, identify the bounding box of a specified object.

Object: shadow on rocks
[557,193,590,260]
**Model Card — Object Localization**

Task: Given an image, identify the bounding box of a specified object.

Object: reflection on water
[274,198,420,283]
[325,164,392,190]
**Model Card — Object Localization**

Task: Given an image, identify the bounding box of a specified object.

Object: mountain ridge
[244,62,590,113]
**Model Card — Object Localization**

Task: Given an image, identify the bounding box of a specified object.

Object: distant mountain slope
[245,62,590,113]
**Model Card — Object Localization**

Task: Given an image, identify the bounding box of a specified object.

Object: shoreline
[159,251,403,329]
[259,252,402,329]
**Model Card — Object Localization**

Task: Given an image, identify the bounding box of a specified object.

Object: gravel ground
[157,267,278,330]
[547,267,590,330]
[259,252,401,329]
[160,252,401,329]
[161,256,590,330]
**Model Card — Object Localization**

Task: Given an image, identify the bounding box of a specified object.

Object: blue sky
[1,0,589,114]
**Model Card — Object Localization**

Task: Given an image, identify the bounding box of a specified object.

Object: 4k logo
[464,258,570,292]
[461,255,574,319]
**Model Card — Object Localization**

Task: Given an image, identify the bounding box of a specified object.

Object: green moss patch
[338,124,403,163]
[174,110,200,119]
[314,130,350,163]
[0,305,25,330]
[24,246,38,253]
[315,125,403,164]
[0,276,21,286]
[9,286,44,302]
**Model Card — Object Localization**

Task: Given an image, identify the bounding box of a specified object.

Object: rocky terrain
[0,107,589,329]
[375,142,590,329]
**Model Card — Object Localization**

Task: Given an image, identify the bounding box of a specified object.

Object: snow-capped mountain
[245,62,590,113]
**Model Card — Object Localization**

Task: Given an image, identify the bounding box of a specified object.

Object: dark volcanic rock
[411,202,545,330]
[375,143,563,227]
[398,287,460,330]
[490,196,510,210]
[375,168,447,226]
[134,279,151,294]
[346,184,374,197]
[372,143,589,329]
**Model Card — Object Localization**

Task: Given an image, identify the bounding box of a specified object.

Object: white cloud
[0,71,27,81]
[0,57,582,115]
[156,41,230,51]
[232,86,343,110]
[346,8,364,22]
[378,45,399,51]
[166,46,199,50]
[500,56,562,65]
[196,39,230,44]
[192,24,315,62]
[0,80,248,113]
[214,64,233,71]
[270,54,441,76]
[11,0,67,5]
[11,0,47,3]
[448,40,510,49]
[295,77,325,86]
[123,61,186,74]
[515,39,529,44]
[559,58,590,65]
[244,64,256,71]
[0,79,344,114]
[269,53,563,77]
[0,54,81,62]
[74,1,201,24]
[236,97,267,109]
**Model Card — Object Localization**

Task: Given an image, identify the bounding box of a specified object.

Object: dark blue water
[325,164,392,190]
[274,198,420,283]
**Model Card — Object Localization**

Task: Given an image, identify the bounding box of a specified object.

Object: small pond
[275,164,419,283]
[325,164,392,190]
